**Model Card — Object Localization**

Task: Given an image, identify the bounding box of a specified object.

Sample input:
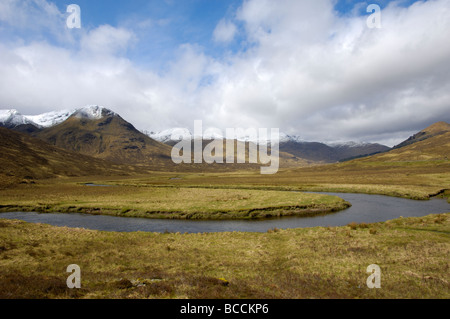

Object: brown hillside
[394,121,450,149]
[34,111,173,166]
[0,127,135,188]
[366,131,450,162]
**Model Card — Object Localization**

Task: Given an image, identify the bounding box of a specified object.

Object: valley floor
[2,160,448,220]
[0,181,351,220]
[0,213,448,299]
[0,161,449,299]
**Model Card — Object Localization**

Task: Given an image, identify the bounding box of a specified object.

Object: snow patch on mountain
[73,105,114,120]
[0,109,36,127]
[148,128,302,145]
[149,128,193,143]
[326,141,372,148]
[279,133,305,143]
[26,109,76,127]
[1,105,118,129]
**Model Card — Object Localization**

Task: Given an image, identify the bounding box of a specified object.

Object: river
[0,192,448,233]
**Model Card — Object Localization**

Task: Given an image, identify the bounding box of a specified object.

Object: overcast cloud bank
[0,0,449,146]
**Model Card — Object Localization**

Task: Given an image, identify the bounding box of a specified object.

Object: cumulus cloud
[80,25,136,56]
[0,0,449,146]
[204,0,450,144]
[213,19,237,43]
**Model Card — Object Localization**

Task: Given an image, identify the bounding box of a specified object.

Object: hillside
[0,127,134,188]
[174,139,311,168]
[278,140,390,163]
[150,128,390,164]
[1,107,392,166]
[33,106,174,166]
[393,121,450,149]
[0,109,41,134]
[349,122,450,163]
[361,130,450,162]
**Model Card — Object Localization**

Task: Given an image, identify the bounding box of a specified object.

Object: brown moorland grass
[0,213,448,299]
[0,157,447,222]
[68,159,449,201]
[0,182,350,220]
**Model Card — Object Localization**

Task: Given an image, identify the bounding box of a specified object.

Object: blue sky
[334,0,425,13]
[0,0,448,146]
[54,0,246,69]
[18,0,423,70]
[29,0,424,69]
[1,0,428,68]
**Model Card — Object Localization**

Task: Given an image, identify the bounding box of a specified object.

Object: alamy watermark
[66,4,81,29]
[170,120,280,175]
[66,264,81,288]
[65,3,380,30]
[367,4,382,29]
[366,264,381,288]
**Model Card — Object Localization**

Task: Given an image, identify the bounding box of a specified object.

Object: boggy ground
[1,158,449,220]
[0,181,350,220]
[0,213,448,299]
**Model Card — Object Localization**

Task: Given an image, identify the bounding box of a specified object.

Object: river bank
[0,213,448,299]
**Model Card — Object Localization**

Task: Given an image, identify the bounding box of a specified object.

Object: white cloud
[0,0,450,146]
[80,25,136,56]
[213,19,237,44]
[0,0,73,44]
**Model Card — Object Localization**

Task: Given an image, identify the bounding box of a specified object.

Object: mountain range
[147,124,390,163]
[0,106,173,166]
[1,106,448,175]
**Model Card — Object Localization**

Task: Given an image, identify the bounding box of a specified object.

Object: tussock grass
[0,183,350,220]
[0,214,448,299]
[79,159,449,201]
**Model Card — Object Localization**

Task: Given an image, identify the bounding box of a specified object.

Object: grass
[0,182,350,220]
[0,213,448,299]
[0,155,448,299]
[1,157,448,220]
[61,159,449,201]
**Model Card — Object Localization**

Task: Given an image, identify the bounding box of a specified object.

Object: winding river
[0,192,448,233]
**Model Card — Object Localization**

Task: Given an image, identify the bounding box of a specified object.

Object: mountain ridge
[31,108,173,166]
[3,106,447,166]
[0,127,135,188]
[393,121,450,149]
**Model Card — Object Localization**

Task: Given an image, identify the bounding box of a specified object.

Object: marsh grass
[0,183,350,219]
[0,214,448,299]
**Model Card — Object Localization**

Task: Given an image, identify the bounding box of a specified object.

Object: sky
[0,0,449,146]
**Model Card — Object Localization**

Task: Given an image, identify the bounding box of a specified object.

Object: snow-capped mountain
[0,109,36,128]
[26,109,76,128]
[73,105,116,120]
[0,105,114,129]
[148,128,303,145]
[326,141,373,148]
[149,128,193,144]
[148,126,390,163]
[26,105,172,165]
[1,105,391,164]
[279,133,305,144]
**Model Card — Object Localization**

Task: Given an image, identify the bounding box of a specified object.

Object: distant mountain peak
[394,121,450,149]
[0,109,36,128]
[327,141,372,148]
[148,128,305,145]
[149,128,193,144]
[72,105,115,120]
[1,105,119,130]
[421,121,450,134]
[26,109,76,128]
